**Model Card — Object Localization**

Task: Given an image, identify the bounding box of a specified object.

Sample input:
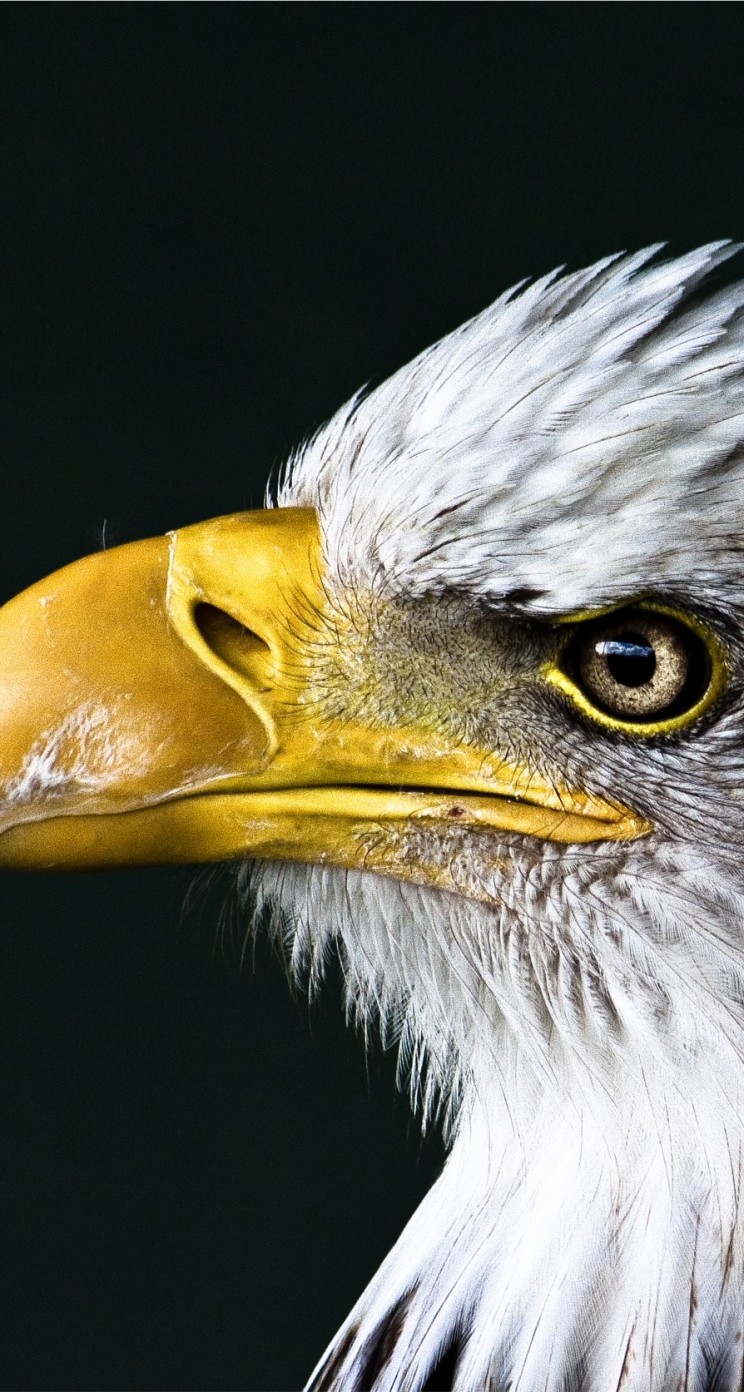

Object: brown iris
[567,611,710,722]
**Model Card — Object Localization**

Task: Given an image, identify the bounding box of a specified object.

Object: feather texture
[248,247,744,1389]
[281,243,744,615]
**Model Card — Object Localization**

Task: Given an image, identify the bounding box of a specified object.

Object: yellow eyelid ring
[542,600,730,736]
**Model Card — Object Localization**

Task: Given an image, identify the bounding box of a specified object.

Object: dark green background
[0,6,742,1389]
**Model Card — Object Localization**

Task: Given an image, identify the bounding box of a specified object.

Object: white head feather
[247,245,744,1391]
[283,242,744,613]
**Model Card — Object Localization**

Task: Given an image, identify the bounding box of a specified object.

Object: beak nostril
[194,602,271,677]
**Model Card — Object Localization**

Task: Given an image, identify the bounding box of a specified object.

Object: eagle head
[1,244,743,1390]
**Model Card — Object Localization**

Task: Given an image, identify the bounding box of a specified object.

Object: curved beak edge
[0,509,651,888]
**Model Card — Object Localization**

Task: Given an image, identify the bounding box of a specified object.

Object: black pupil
[596,632,656,688]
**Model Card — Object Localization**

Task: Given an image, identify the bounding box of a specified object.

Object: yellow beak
[0,509,649,897]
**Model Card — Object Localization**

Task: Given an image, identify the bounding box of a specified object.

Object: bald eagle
[1,244,743,1391]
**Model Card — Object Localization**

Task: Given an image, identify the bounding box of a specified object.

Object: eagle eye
[552,607,721,732]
